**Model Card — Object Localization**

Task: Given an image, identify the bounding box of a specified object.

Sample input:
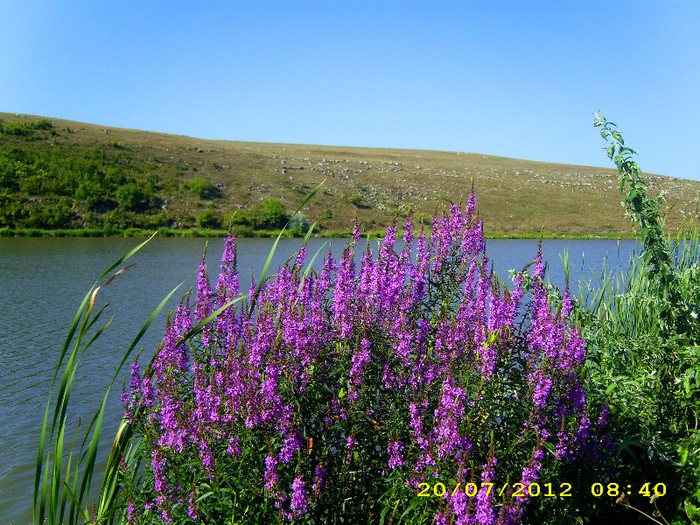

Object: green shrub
[106,208,137,230]
[34,118,54,131]
[2,120,35,137]
[75,180,104,209]
[142,212,169,229]
[253,197,289,229]
[104,166,128,189]
[0,158,24,191]
[228,224,254,237]
[0,118,53,137]
[229,199,290,230]
[345,194,364,207]
[226,210,253,227]
[184,176,220,199]
[116,183,150,211]
[196,209,222,229]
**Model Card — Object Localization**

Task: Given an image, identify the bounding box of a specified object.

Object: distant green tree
[226,210,253,227]
[254,198,289,229]
[196,209,222,229]
[0,157,23,191]
[116,183,149,211]
[227,199,290,230]
[75,180,104,209]
[185,176,220,199]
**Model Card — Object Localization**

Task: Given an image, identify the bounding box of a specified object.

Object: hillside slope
[2,112,699,237]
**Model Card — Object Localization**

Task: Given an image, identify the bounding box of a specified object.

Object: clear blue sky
[2,1,699,180]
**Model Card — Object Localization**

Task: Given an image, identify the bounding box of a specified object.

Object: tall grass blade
[248,180,324,315]
[74,275,189,522]
[33,233,158,524]
[178,295,247,345]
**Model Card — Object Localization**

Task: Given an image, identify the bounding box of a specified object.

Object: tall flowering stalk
[119,198,607,523]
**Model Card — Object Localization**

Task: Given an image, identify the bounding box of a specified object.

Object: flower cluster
[120,197,606,523]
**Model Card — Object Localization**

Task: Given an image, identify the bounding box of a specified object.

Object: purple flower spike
[187,488,198,520]
[313,464,325,495]
[264,454,278,491]
[388,439,405,469]
[196,261,213,348]
[290,476,308,516]
[475,455,497,524]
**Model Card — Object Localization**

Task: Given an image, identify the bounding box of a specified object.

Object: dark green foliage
[196,209,221,228]
[184,176,220,199]
[254,198,289,228]
[574,115,700,523]
[0,154,24,191]
[0,119,230,229]
[116,183,150,211]
[595,113,690,335]
[0,118,52,137]
[229,198,290,230]
[0,119,158,229]
[23,199,75,229]
[74,180,104,210]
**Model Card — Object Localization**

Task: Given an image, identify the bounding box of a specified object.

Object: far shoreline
[0,226,645,240]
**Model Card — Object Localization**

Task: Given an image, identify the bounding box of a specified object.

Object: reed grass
[32,233,190,524]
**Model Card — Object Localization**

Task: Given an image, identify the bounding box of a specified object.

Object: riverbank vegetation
[2,112,699,238]
[31,118,700,524]
[0,226,641,240]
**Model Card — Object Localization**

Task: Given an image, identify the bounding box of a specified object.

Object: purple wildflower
[348,338,371,401]
[264,454,278,491]
[196,261,213,348]
[475,455,497,524]
[151,449,167,494]
[312,464,325,495]
[388,439,405,469]
[187,488,198,520]
[123,193,602,523]
[290,476,308,516]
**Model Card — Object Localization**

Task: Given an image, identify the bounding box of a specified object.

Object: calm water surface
[0,236,637,523]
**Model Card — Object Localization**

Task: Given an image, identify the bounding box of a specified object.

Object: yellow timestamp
[417,482,573,499]
[416,481,667,499]
[590,482,666,498]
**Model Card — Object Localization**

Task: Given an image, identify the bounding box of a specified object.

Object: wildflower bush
[118,197,607,524]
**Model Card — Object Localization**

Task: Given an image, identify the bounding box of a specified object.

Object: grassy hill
[2,112,699,237]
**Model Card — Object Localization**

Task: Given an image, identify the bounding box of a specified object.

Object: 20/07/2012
[417,482,573,498]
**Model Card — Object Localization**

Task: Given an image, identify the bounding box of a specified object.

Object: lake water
[0,236,637,523]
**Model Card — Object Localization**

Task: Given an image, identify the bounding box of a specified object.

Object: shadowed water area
[0,236,636,523]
